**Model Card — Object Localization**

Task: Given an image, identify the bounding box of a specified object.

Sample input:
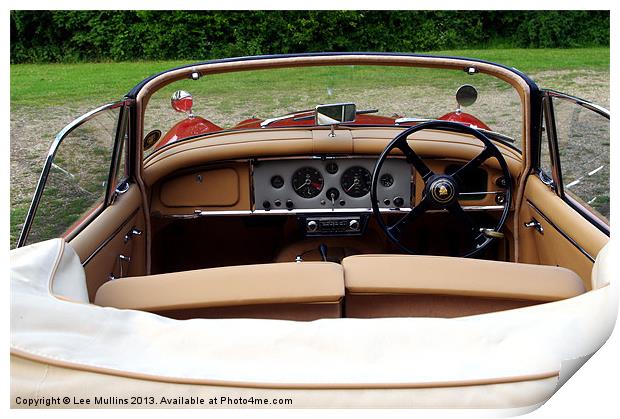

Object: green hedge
[10,11,610,63]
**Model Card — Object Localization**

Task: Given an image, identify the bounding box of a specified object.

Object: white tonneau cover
[10,239,617,411]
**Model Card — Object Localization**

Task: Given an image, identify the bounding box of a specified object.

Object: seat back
[342,255,586,318]
[95,262,344,321]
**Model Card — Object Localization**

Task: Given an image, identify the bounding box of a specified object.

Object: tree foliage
[10,10,610,63]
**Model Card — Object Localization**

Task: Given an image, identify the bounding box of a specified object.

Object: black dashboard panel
[445,164,488,200]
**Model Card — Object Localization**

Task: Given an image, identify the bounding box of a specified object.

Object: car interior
[28,55,609,322]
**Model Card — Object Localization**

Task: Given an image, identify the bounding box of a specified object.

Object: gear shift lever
[318,244,328,262]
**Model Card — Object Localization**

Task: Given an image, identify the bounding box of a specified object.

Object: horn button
[426,175,458,207]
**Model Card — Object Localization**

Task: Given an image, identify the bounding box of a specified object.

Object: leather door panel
[69,185,146,301]
[519,175,608,288]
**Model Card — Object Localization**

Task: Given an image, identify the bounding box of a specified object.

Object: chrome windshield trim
[394,117,434,124]
[543,89,610,119]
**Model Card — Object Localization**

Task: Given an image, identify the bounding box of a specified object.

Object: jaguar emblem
[430,179,455,204]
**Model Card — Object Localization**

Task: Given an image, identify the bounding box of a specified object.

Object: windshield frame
[131,52,539,161]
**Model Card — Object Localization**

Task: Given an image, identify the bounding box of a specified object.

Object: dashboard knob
[349,219,360,231]
[307,220,318,232]
[286,199,294,209]
[393,196,404,207]
[262,200,271,209]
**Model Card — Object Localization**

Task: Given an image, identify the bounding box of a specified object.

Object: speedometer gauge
[292,167,324,198]
[341,166,371,198]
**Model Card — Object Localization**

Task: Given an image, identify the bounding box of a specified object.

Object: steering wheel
[371,121,512,258]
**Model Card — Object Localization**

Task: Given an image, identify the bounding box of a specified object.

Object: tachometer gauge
[292,167,324,198]
[341,166,372,198]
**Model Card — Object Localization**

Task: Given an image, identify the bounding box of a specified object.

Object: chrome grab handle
[108,254,132,281]
[524,219,544,234]
[124,227,142,243]
[117,254,131,278]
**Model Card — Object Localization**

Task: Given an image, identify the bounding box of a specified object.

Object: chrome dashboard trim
[152,205,504,219]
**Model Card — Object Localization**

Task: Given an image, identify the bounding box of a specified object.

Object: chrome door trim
[105,105,131,206]
[541,89,610,236]
[81,208,140,266]
[526,200,595,263]
[17,101,128,248]
[543,90,610,119]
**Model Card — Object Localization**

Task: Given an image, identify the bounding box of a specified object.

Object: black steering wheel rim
[371,120,512,258]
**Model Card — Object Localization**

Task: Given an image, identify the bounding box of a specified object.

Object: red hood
[155,111,492,151]
[232,112,399,129]
[437,111,491,131]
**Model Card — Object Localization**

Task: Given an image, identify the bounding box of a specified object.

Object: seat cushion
[342,255,585,302]
[95,262,344,312]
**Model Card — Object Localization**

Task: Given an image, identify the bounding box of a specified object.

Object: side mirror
[455,85,478,110]
[171,90,194,116]
[315,103,356,126]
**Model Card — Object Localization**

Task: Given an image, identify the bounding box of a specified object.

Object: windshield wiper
[394,117,515,144]
[260,109,314,128]
[260,108,379,127]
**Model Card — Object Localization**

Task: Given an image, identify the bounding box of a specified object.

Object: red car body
[153,110,491,151]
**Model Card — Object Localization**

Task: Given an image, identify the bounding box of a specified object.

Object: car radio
[298,214,369,236]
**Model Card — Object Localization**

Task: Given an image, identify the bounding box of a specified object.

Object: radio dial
[349,219,360,231]
[307,220,318,232]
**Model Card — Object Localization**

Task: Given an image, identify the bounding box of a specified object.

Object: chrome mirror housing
[315,103,356,126]
[171,90,194,116]
[455,84,478,111]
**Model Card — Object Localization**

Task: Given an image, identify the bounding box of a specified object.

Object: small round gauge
[270,175,284,189]
[325,162,339,174]
[292,167,324,198]
[341,166,372,198]
[326,187,340,202]
[380,173,394,188]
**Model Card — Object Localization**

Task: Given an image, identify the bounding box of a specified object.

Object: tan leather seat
[342,255,586,318]
[95,262,344,321]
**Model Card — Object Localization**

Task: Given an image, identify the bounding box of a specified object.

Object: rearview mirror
[315,103,356,126]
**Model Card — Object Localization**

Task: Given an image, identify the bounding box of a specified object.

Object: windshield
[143,64,524,157]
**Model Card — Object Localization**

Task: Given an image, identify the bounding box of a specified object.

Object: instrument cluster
[253,157,412,211]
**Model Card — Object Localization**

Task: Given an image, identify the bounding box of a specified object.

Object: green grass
[432,48,610,72]
[10,48,609,108]
[9,48,610,247]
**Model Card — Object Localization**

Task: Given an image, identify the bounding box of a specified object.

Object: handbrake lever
[318,244,328,262]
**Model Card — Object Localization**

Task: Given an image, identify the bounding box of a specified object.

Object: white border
[4,3,617,418]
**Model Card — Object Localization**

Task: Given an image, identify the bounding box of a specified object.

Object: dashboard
[253,157,412,212]
[151,153,508,238]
